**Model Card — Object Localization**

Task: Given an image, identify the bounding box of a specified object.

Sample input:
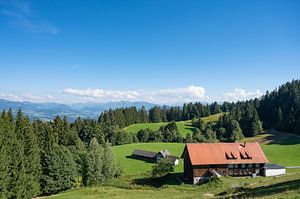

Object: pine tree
[22,116,41,198]
[250,110,263,136]
[185,133,193,143]
[81,152,92,186]
[88,138,104,186]
[0,115,10,198]
[14,110,41,198]
[228,120,244,141]
[0,110,26,198]
[40,144,76,194]
[102,141,116,181]
[275,107,283,129]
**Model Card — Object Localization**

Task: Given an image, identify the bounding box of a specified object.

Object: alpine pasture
[45,124,300,198]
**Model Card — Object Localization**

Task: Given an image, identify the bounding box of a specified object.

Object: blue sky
[0,0,299,104]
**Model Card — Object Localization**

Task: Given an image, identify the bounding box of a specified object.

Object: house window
[228,164,233,168]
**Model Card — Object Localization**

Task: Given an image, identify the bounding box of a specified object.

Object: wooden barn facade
[181,142,268,184]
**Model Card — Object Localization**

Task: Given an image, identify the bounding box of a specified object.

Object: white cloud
[223,88,263,102]
[0,87,263,104]
[0,93,23,101]
[63,85,207,104]
[1,0,59,34]
[0,92,55,103]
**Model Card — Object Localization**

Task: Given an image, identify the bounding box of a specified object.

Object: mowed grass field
[112,143,184,175]
[45,129,300,198]
[123,113,223,137]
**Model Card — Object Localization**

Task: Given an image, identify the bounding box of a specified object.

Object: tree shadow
[126,155,155,164]
[133,173,182,188]
[263,130,300,145]
[219,178,300,198]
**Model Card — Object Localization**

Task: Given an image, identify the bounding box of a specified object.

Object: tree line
[98,102,228,128]
[0,110,122,198]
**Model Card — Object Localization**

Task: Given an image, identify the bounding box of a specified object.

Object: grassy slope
[241,131,300,166]
[123,113,223,137]
[46,130,300,199]
[113,143,184,175]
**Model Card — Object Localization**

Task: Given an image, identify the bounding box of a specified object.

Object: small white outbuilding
[264,164,286,177]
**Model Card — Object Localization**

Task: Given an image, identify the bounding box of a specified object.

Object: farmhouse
[181,142,269,184]
[131,149,179,165]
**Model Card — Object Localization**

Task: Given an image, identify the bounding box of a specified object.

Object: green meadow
[112,142,184,175]
[45,129,300,199]
[123,113,223,137]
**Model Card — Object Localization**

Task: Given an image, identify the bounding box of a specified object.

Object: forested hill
[258,79,300,133]
[99,79,300,136]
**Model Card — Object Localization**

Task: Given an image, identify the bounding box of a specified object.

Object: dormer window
[225,152,237,160]
[240,151,252,159]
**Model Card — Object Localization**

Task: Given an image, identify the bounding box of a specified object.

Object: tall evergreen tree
[102,141,116,181]
[0,110,25,198]
[88,138,104,186]
[22,115,41,198]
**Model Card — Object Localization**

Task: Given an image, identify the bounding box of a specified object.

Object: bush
[151,159,174,178]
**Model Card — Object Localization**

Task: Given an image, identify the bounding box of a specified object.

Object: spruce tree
[185,133,193,143]
[102,141,116,181]
[1,110,26,198]
[14,110,41,198]
[88,138,104,186]
[22,116,41,198]
[228,120,244,141]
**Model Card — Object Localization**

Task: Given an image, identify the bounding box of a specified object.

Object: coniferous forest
[0,80,299,198]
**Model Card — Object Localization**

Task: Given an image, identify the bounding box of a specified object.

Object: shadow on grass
[126,155,156,164]
[264,130,300,145]
[220,178,300,198]
[133,173,182,188]
[183,125,198,135]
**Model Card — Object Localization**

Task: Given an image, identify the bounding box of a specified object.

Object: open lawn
[112,142,185,175]
[45,130,300,199]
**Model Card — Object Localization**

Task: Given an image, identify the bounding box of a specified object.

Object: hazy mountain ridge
[0,99,157,121]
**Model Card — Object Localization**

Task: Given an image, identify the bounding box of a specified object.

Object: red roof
[182,142,268,165]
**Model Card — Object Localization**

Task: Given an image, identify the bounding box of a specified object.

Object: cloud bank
[63,85,207,104]
[0,86,264,104]
[0,92,55,103]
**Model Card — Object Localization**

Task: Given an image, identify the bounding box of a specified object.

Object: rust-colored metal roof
[183,142,268,165]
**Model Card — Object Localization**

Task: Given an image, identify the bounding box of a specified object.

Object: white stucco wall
[174,159,179,166]
[264,168,286,176]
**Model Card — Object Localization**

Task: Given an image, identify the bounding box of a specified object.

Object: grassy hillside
[123,113,223,137]
[123,121,195,137]
[113,143,184,175]
[242,131,300,166]
[45,130,300,199]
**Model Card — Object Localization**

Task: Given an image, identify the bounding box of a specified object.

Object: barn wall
[183,152,193,181]
[264,169,286,176]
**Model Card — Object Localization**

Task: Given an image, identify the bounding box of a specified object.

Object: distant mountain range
[0,99,157,121]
